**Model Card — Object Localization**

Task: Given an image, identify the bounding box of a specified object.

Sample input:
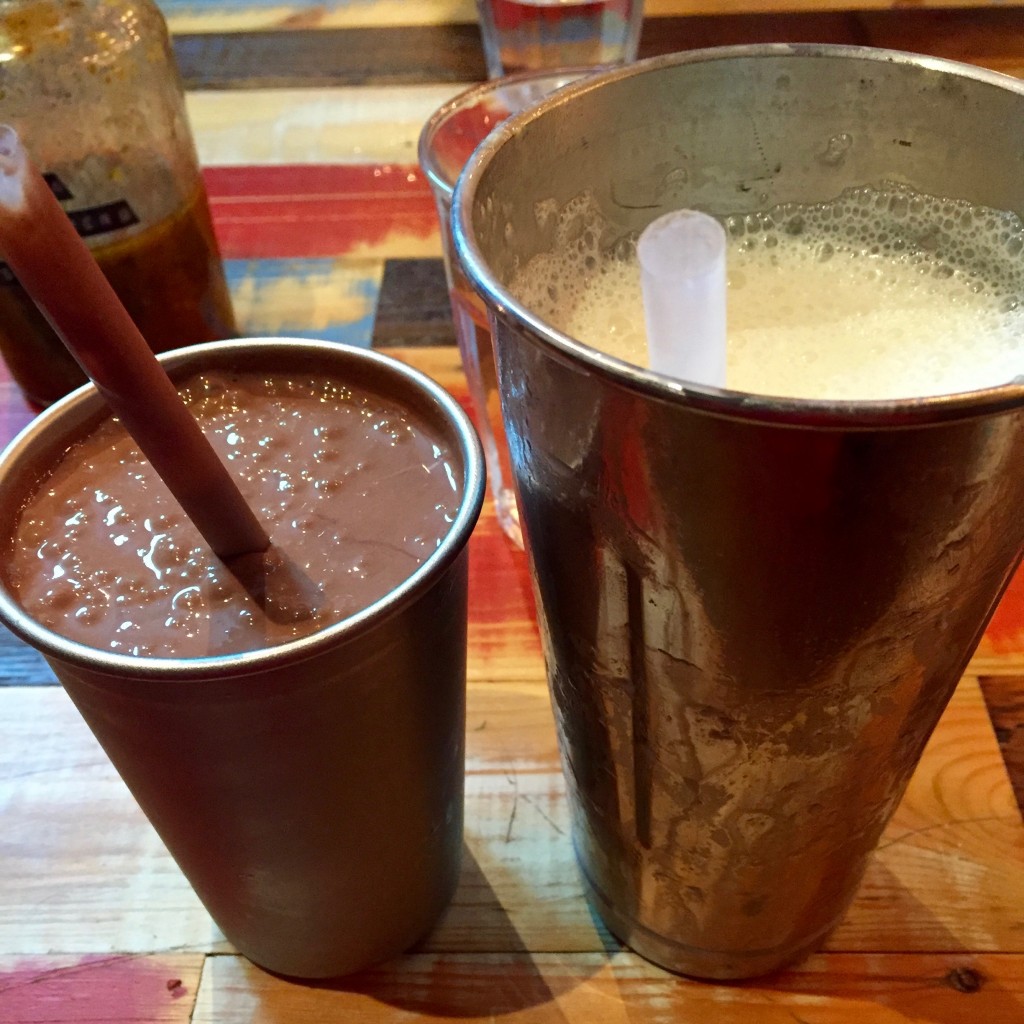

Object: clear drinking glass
[419,69,590,547]
[475,0,644,79]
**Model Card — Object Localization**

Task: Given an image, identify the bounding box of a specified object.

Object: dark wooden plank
[859,7,1024,77]
[0,623,56,686]
[173,24,487,89]
[372,258,455,348]
[979,676,1024,817]
[612,7,1024,76]
[639,9,869,53]
[172,9,1024,91]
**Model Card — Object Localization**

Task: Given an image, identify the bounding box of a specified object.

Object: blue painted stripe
[224,257,381,349]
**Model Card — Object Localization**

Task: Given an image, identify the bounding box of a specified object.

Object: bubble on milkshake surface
[509,184,1024,399]
[8,370,460,658]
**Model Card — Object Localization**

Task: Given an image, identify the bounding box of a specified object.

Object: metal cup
[0,338,485,979]
[453,45,1024,979]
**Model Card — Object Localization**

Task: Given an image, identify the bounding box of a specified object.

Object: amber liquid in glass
[0,188,237,406]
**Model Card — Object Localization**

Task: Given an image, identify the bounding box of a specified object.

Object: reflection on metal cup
[453,46,1024,979]
[0,338,485,979]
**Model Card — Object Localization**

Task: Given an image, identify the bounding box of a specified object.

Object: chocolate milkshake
[9,369,461,657]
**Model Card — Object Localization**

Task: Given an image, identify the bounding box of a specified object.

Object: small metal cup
[454,45,1024,979]
[0,338,485,979]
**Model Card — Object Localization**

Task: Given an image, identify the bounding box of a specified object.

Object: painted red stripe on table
[0,955,195,1020]
[468,512,539,628]
[204,164,437,259]
[983,566,1024,656]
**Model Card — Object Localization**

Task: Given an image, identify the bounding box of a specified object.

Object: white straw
[637,210,727,387]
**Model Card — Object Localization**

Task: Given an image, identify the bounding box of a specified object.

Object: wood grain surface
[186,952,1024,1023]
[160,0,1024,36]
[0,348,1022,1021]
[0,955,204,1024]
[2,950,1021,1022]
[172,8,1024,88]
[2,666,1022,1017]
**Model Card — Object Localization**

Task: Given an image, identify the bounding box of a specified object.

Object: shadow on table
[754,860,1019,1024]
[283,844,609,1019]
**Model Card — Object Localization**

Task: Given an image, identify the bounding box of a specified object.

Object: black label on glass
[66,199,140,238]
[44,173,73,201]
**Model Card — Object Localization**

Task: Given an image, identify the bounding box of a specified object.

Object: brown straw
[0,125,270,560]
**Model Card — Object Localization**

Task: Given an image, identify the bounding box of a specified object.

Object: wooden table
[2,3,1024,1021]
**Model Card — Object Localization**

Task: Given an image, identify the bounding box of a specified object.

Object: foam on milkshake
[9,371,461,658]
[513,185,1024,400]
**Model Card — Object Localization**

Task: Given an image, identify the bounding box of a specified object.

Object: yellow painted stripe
[187,85,465,167]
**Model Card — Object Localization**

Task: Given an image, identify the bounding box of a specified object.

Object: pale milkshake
[512,185,1024,398]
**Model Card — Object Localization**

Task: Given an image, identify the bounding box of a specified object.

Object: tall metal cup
[453,45,1024,979]
[0,338,485,979]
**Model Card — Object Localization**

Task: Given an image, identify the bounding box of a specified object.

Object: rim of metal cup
[418,66,598,202]
[452,43,1024,429]
[0,338,485,680]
